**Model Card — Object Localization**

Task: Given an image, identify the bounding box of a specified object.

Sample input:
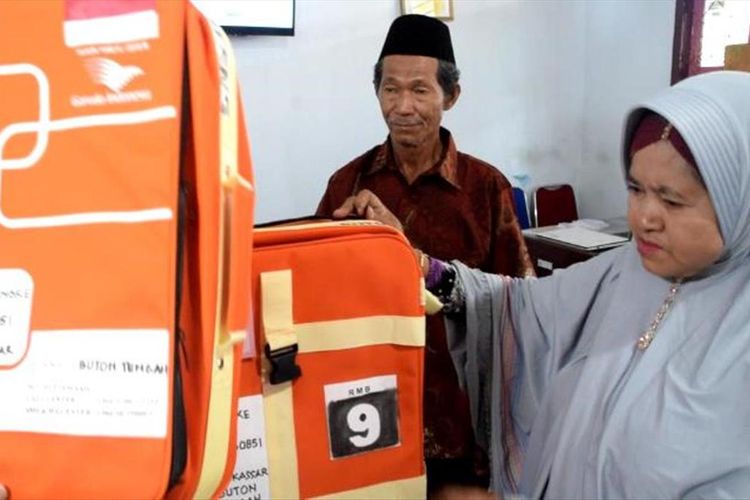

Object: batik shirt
[317,127,534,468]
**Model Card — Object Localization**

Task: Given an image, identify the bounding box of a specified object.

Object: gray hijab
[536,70,750,496]
[622,70,750,272]
[448,71,750,498]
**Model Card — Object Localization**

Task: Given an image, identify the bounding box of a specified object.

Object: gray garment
[450,245,750,499]
[445,72,750,499]
[443,259,510,493]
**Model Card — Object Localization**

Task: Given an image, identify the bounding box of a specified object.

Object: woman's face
[627,140,723,280]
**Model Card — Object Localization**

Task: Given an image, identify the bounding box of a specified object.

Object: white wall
[579,0,675,220]
[232,0,674,223]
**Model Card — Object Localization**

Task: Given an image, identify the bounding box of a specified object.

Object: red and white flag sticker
[64,0,159,48]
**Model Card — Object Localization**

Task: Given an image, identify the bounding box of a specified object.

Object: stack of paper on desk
[536,226,630,250]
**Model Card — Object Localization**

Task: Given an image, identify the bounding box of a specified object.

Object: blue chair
[512,186,531,229]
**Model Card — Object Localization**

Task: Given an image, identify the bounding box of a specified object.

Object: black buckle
[265,343,301,384]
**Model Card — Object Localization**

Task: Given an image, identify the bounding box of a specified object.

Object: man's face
[377,55,456,149]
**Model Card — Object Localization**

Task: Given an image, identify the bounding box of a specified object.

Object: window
[672,0,750,82]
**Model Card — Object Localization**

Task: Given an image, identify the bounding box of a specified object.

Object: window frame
[671,0,750,83]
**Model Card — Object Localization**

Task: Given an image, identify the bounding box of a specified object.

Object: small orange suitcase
[221,221,426,500]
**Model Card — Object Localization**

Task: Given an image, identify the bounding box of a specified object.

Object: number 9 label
[324,375,400,459]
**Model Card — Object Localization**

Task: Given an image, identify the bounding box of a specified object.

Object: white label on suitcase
[324,375,400,459]
[221,395,271,500]
[0,328,168,437]
[0,268,33,367]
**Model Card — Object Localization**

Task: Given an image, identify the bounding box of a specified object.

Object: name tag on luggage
[324,375,400,458]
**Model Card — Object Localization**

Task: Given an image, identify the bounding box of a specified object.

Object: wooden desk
[523,219,631,277]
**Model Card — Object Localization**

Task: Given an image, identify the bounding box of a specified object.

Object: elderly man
[316,14,533,494]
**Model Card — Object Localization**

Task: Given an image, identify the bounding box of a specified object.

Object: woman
[334,70,750,498]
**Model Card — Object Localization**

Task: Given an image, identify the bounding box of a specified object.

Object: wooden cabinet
[725,43,750,72]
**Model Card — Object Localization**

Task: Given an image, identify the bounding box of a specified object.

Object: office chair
[533,184,578,227]
[511,186,531,229]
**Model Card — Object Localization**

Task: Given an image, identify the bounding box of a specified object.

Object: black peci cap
[378,14,455,64]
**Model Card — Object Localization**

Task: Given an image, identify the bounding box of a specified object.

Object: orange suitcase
[167,4,255,500]
[221,221,426,500]
[0,1,254,498]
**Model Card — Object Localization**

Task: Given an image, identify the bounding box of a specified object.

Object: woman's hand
[332,189,404,233]
[0,483,8,500]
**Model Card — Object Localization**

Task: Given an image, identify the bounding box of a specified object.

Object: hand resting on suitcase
[332,189,404,233]
[332,189,431,271]
[0,483,7,500]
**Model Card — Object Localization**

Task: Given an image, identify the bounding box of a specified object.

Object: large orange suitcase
[221,221,426,500]
[0,1,254,498]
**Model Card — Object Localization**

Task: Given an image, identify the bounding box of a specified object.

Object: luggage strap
[262,270,301,384]
[261,269,301,499]
[194,18,248,500]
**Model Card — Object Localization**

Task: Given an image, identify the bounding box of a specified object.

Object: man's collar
[363,127,460,188]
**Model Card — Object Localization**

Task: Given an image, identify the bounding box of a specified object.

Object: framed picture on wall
[400,0,453,20]
[193,0,295,36]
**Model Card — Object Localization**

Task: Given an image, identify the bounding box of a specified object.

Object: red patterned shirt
[317,127,533,468]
